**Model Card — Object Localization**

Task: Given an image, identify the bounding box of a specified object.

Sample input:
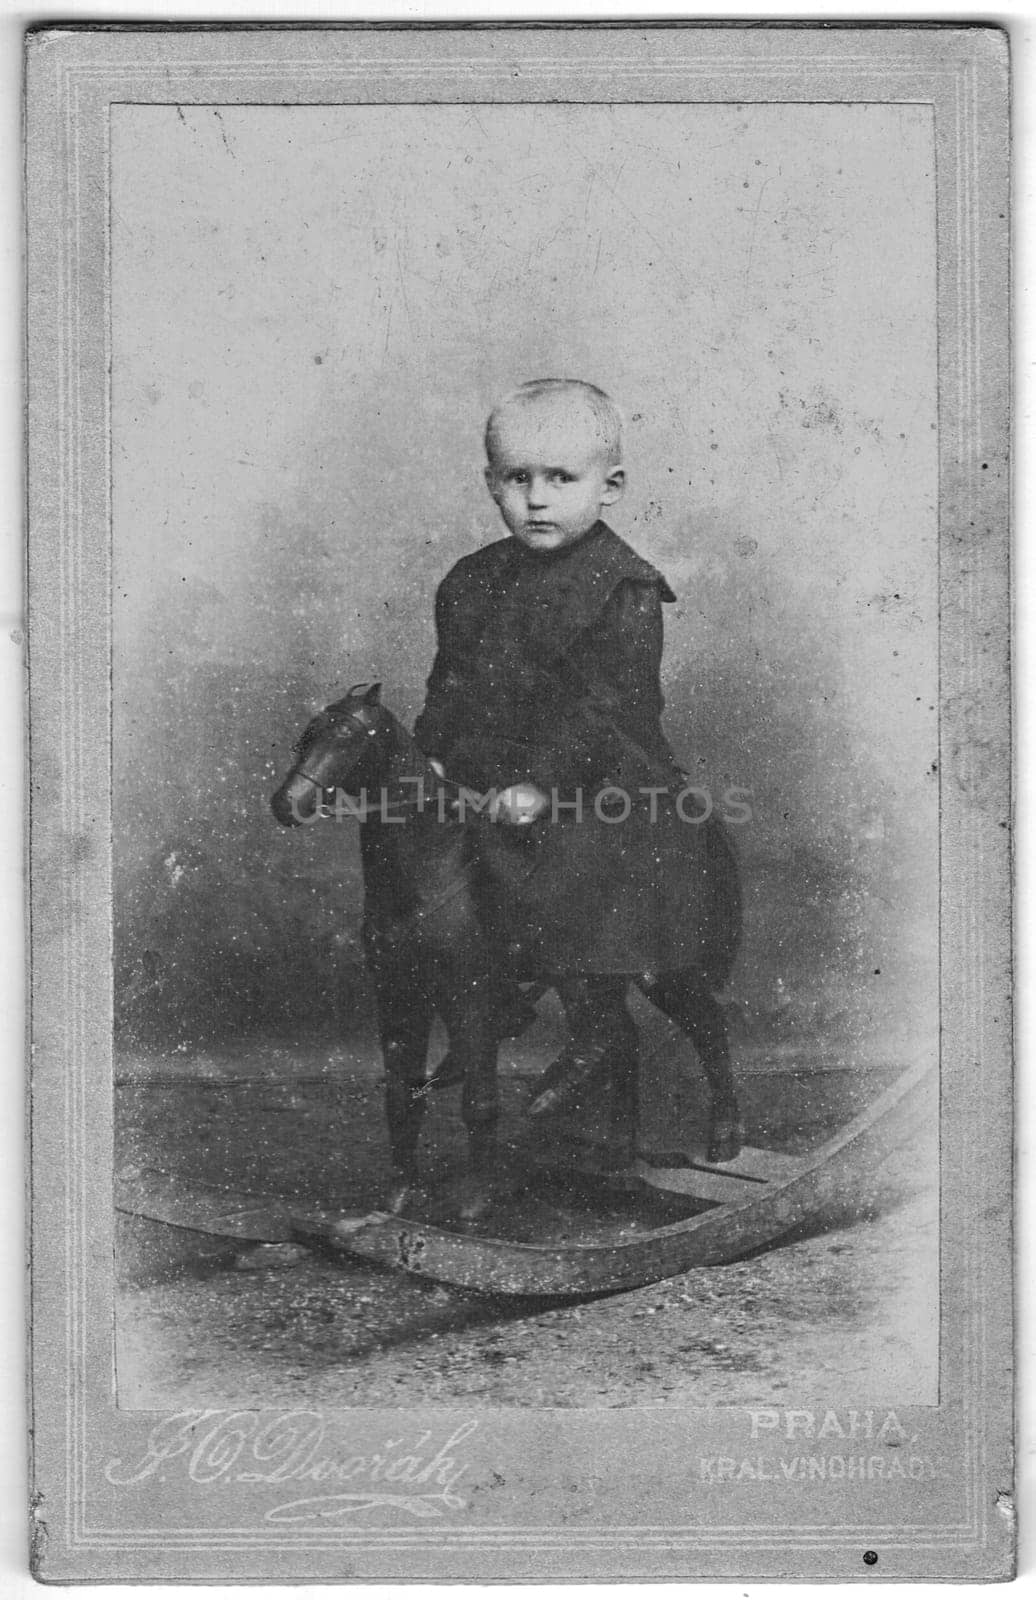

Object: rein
[287,694,542,949]
[355,778,467,826]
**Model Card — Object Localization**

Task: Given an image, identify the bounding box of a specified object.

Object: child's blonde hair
[485,378,624,466]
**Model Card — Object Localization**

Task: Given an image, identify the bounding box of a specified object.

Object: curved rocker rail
[290,1058,934,1297]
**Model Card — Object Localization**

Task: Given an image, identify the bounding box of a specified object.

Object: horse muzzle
[271,771,322,827]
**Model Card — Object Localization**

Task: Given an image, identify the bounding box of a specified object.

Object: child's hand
[492,783,548,826]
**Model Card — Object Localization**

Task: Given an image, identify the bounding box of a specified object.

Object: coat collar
[471,521,675,660]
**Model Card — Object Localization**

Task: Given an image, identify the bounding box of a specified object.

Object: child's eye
[509,471,529,484]
[549,471,575,484]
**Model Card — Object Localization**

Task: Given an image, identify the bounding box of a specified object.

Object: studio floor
[113,1007,939,1412]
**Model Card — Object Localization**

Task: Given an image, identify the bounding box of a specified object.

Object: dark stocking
[557,976,639,1167]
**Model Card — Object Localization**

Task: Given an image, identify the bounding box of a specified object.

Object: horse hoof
[706,1120,745,1164]
[384,1174,422,1214]
[421,1052,465,1094]
[455,1177,494,1222]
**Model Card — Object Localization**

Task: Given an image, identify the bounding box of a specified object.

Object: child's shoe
[526,1044,609,1119]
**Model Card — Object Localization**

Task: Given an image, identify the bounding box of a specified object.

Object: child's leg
[556,976,637,1075]
[562,977,639,1168]
[529,976,639,1166]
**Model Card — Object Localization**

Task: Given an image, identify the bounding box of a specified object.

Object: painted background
[111,102,938,1067]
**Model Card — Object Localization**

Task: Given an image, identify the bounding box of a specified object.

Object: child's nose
[527,476,550,506]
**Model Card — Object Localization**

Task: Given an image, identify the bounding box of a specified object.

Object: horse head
[271,682,390,827]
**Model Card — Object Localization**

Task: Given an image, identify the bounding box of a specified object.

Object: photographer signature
[106,1411,478,1521]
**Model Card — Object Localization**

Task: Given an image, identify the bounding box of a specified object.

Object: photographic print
[26,23,1011,1581]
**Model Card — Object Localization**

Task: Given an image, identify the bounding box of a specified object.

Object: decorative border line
[72,74,965,1554]
[32,30,1007,1571]
[75,65,971,1555]
[52,61,974,77]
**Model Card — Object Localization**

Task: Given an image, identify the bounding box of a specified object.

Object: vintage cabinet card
[26,23,1011,1582]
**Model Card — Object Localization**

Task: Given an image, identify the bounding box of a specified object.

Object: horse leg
[604,1024,640,1174]
[369,955,434,1212]
[553,977,639,1171]
[642,967,744,1162]
[381,1028,434,1211]
[435,960,499,1222]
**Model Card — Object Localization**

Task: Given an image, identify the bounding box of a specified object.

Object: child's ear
[484,465,499,500]
[600,464,626,505]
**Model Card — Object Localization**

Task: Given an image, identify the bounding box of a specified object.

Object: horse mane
[340,692,433,792]
[372,700,425,779]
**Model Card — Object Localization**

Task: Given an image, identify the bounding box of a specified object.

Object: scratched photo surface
[112,102,939,1409]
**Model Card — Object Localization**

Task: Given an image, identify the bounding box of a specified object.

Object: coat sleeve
[412,576,460,759]
[414,570,671,795]
[522,578,667,792]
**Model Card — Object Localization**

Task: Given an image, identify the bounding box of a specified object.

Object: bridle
[292,701,468,823]
[283,693,540,945]
[292,702,382,788]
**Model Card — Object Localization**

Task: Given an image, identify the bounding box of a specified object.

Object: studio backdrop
[111,102,937,1069]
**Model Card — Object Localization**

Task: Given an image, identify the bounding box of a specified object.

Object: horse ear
[346,681,381,703]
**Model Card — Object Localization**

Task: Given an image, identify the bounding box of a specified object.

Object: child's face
[484,401,625,553]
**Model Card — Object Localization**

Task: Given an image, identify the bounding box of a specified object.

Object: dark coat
[414,522,740,980]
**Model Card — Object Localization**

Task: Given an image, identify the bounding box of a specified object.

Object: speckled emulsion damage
[26,22,1011,1583]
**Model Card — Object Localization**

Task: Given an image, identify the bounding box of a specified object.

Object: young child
[414,379,740,1170]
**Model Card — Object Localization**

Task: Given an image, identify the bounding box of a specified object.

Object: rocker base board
[115,1059,934,1296]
